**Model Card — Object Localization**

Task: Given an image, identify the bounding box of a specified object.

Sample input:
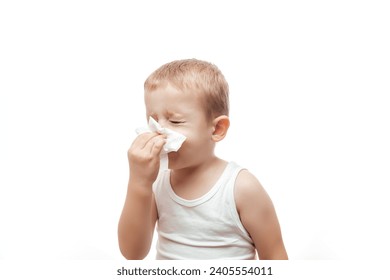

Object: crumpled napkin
[135,117,186,170]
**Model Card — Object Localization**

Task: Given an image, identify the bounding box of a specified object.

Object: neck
[170,156,225,185]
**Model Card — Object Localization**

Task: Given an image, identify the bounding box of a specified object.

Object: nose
[159,118,175,128]
[154,118,170,129]
[157,119,166,127]
[150,116,165,127]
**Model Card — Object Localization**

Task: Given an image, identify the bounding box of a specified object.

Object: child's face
[144,83,216,170]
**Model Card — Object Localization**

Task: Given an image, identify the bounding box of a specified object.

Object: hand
[127,132,166,186]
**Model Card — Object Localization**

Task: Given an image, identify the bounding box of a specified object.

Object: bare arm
[235,170,288,260]
[118,132,165,259]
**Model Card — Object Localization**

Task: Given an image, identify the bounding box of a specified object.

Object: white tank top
[152,161,256,259]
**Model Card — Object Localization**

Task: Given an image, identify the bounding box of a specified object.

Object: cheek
[181,132,203,147]
[170,136,198,157]
[173,123,213,153]
[181,134,212,155]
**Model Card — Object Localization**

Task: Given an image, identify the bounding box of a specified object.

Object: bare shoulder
[234,169,273,215]
[234,169,288,259]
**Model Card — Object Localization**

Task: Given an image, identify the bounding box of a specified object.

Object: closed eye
[169,120,184,124]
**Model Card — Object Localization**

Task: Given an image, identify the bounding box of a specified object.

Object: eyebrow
[146,111,184,118]
[166,111,184,117]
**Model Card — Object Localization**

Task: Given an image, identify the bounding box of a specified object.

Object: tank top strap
[223,162,253,241]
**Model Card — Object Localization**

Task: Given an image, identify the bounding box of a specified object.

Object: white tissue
[135,117,186,170]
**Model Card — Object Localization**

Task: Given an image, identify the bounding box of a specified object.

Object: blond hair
[144,59,229,120]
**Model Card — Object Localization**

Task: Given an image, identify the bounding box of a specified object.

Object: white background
[1,0,389,261]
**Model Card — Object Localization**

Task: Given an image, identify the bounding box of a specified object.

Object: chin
[167,152,179,169]
[167,154,189,170]
[168,152,195,171]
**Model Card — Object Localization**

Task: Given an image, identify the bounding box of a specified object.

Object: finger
[143,133,167,152]
[148,135,166,155]
[131,132,158,149]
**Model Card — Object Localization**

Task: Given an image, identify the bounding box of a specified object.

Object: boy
[118,59,288,260]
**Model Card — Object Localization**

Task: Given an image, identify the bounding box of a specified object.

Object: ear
[211,115,230,142]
